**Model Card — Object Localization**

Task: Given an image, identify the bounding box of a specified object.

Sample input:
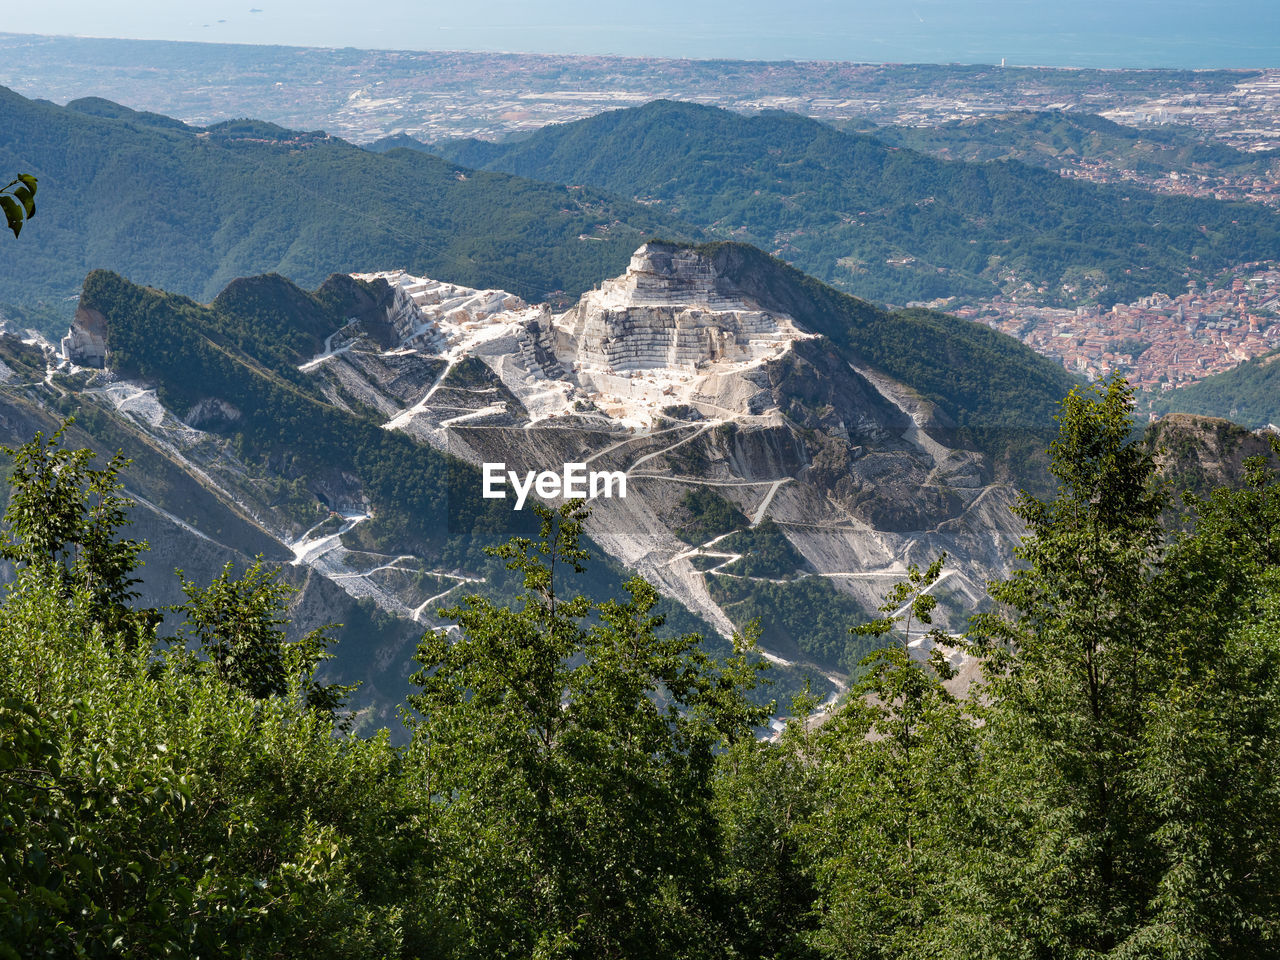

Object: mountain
[1145,411,1280,499]
[64,95,194,133]
[292,241,1049,666]
[687,242,1078,466]
[430,100,1280,308]
[870,110,1280,178]
[8,269,730,731]
[366,133,436,154]
[18,240,1076,727]
[0,86,693,334]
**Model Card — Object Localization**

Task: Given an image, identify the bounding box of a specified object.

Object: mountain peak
[596,240,744,309]
[65,95,191,132]
[556,241,813,382]
[349,243,818,429]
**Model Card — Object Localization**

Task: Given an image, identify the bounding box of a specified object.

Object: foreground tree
[0,427,424,958]
[795,556,979,960]
[956,379,1280,956]
[1,420,155,643]
[712,696,822,960]
[409,500,769,959]
[174,558,355,720]
[1132,434,1280,954]
[956,380,1171,953]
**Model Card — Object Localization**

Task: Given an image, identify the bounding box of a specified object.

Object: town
[942,260,1280,398]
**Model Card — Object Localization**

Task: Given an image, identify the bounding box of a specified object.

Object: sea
[20,0,1280,70]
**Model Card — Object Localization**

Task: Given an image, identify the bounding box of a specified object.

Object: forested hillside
[431,100,1280,307]
[697,242,1079,467]
[7,380,1280,957]
[0,87,692,333]
[870,108,1280,176]
[1153,347,1280,428]
[79,269,486,553]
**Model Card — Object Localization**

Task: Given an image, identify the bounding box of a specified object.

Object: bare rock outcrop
[62,305,108,368]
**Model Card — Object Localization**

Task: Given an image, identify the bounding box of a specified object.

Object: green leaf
[0,195,23,237]
[12,183,35,218]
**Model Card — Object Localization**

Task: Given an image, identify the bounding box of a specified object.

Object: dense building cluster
[1058,160,1280,206]
[945,261,1280,397]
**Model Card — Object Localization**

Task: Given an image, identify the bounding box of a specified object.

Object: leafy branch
[1,174,37,238]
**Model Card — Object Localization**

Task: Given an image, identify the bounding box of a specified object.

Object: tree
[1,419,155,643]
[957,379,1169,953]
[174,558,354,719]
[1129,434,1280,955]
[795,555,979,959]
[408,500,769,959]
[0,427,414,958]
[953,378,1280,956]
[712,684,823,960]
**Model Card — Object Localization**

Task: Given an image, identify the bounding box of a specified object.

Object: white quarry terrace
[347,243,819,431]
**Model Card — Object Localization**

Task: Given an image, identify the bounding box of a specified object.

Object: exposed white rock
[92,382,171,431]
[557,243,805,374]
[345,244,818,433]
[314,245,1023,655]
[62,305,108,368]
[351,269,528,353]
[551,244,817,426]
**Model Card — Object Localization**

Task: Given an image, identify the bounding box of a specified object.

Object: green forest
[675,487,748,545]
[6,82,1268,339]
[1154,347,1280,428]
[431,100,1280,308]
[7,378,1280,958]
[0,87,690,334]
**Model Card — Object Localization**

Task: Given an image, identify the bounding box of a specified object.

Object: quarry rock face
[315,244,1019,648]
[556,244,802,374]
[62,305,109,368]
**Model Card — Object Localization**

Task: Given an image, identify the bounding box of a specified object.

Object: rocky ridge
[37,246,1280,727]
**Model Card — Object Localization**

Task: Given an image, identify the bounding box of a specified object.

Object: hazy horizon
[9,1,1280,69]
